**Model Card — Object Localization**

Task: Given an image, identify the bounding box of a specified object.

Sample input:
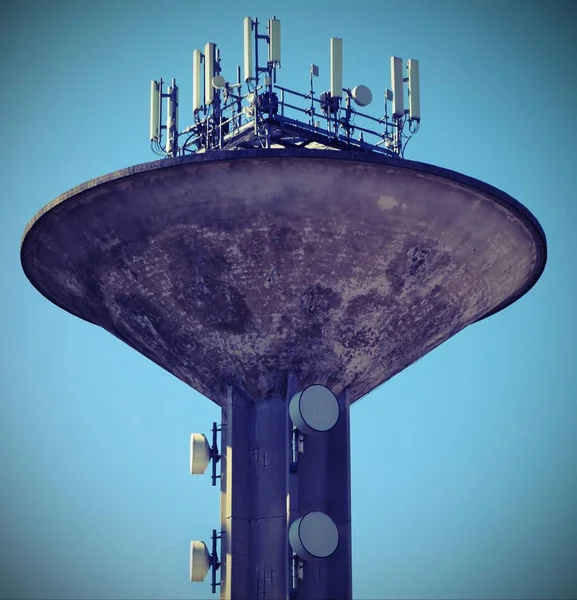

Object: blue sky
[1,1,575,599]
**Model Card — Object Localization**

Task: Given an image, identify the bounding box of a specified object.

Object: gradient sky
[1,1,576,599]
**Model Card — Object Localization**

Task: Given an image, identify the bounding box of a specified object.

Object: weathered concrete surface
[20,149,547,406]
[219,379,352,600]
[220,385,291,600]
[296,387,352,600]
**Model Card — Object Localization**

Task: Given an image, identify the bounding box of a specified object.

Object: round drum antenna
[351,84,373,106]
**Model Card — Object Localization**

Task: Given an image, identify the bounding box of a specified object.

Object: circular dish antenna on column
[190,433,211,475]
[212,75,226,89]
[351,84,372,107]
[289,384,339,435]
[189,541,211,581]
[289,511,339,560]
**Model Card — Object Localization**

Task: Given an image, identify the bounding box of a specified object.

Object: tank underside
[21,149,546,405]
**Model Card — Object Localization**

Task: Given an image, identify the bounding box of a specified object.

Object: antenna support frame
[210,421,222,486]
[208,528,222,594]
[290,551,306,598]
[290,427,306,472]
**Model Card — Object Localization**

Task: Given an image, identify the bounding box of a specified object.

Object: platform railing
[165,82,417,159]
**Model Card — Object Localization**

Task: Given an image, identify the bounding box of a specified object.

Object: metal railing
[153,81,419,159]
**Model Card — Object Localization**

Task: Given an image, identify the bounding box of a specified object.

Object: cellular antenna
[330,37,343,98]
[244,17,253,81]
[165,79,179,157]
[192,49,202,114]
[145,17,424,159]
[166,83,173,154]
[407,58,420,121]
[268,17,281,67]
[391,56,404,118]
[149,80,160,141]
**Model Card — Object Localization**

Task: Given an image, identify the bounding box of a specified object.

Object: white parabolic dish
[289,384,339,434]
[289,511,340,560]
[352,84,373,107]
[190,433,211,475]
[212,75,226,89]
[190,541,211,581]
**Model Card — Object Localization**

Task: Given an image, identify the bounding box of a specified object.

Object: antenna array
[149,16,421,159]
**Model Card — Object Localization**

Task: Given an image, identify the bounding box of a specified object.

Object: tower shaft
[220,378,352,599]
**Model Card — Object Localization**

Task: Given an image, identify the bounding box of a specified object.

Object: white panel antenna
[244,17,253,81]
[269,18,281,66]
[166,82,178,155]
[192,49,202,113]
[204,42,215,105]
[149,80,160,141]
[407,58,420,121]
[391,56,404,118]
[330,38,343,98]
[166,85,173,154]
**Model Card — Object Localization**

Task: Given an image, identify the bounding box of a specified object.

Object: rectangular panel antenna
[407,59,420,121]
[269,18,281,66]
[244,17,253,82]
[150,80,160,141]
[391,56,404,118]
[205,42,215,105]
[193,49,202,113]
[330,38,343,99]
[166,86,173,154]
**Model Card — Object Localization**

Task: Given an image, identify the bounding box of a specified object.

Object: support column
[297,389,352,600]
[218,381,352,600]
[220,385,290,600]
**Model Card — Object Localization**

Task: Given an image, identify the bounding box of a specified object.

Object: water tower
[20,16,546,600]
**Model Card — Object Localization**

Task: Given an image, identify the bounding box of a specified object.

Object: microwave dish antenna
[289,511,340,560]
[289,384,340,434]
[212,75,226,89]
[351,84,372,107]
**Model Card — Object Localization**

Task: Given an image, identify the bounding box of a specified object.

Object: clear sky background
[1,1,575,599]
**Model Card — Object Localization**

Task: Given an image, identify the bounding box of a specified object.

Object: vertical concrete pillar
[296,389,352,600]
[220,386,251,600]
[219,381,351,600]
[220,385,290,600]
